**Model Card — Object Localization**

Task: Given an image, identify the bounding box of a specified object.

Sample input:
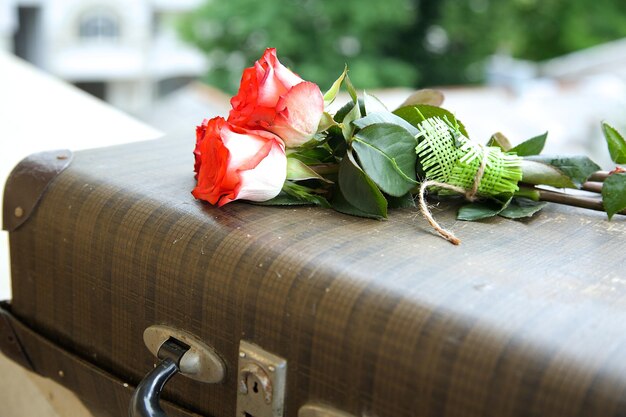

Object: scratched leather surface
[7,136,626,417]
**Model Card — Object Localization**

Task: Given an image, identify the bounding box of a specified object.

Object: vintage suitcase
[2,136,626,417]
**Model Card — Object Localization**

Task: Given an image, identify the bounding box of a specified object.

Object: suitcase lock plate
[237,340,287,417]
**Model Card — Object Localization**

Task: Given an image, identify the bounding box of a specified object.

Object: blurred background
[2,0,626,160]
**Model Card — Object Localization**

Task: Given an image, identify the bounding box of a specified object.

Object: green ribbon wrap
[416,117,522,199]
[414,117,523,245]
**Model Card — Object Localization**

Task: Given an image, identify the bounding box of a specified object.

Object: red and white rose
[192,117,287,206]
[228,48,324,148]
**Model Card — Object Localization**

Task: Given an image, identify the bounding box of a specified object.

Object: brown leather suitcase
[2,136,626,417]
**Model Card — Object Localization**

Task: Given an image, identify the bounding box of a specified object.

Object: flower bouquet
[193,48,626,244]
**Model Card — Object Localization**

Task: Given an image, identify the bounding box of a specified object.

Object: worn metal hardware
[131,329,226,417]
[298,403,357,417]
[129,338,190,417]
[157,337,190,366]
[236,340,287,417]
[143,325,225,383]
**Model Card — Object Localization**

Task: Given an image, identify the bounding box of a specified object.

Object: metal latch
[237,340,287,417]
[129,325,226,417]
[143,324,225,383]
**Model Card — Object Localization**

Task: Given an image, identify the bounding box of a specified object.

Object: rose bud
[228,48,324,148]
[192,117,287,206]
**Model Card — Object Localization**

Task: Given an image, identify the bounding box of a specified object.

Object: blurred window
[79,10,119,41]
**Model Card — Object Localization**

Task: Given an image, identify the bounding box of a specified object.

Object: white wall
[0,52,161,301]
[0,0,17,52]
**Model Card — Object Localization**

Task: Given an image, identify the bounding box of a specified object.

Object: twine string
[465,145,488,201]
[418,180,463,245]
[418,145,488,245]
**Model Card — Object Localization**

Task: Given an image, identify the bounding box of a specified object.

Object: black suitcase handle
[129,338,190,417]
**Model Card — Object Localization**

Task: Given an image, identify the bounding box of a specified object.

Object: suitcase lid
[7,136,626,417]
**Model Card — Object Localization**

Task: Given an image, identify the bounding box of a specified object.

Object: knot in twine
[418,144,488,246]
[413,117,522,245]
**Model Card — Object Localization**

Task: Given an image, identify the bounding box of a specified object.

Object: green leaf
[524,155,601,188]
[317,112,338,133]
[352,123,418,196]
[323,66,347,107]
[345,73,358,103]
[337,150,387,219]
[341,101,361,141]
[352,111,419,137]
[396,89,445,109]
[486,132,512,151]
[457,199,508,221]
[284,181,330,207]
[394,104,469,138]
[334,99,365,123]
[386,193,416,209]
[331,185,379,218]
[333,100,353,123]
[498,198,547,219]
[327,127,348,158]
[286,157,330,182]
[509,132,547,156]
[602,172,626,220]
[602,122,626,164]
[258,182,329,207]
[287,147,334,165]
[363,91,388,114]
[254,192,312,206]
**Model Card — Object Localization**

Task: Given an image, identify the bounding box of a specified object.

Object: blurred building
[0,0,206,113]
[486,38,626,89]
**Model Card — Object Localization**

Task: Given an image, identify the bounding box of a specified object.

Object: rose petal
[222,126,273,170]
[193,118,209,178]
[270,81,324,147]
[230,67,258,113]
[192,117,233,205]
[236,141,286,202]
[255,58,289,107]
[262,48,304,89]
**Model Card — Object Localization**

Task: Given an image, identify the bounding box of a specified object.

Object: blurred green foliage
[179,0,626,92]
[178,0,418,93]
[424,0,626,85]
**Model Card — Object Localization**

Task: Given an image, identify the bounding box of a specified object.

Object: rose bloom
[192,117,287,206]
[228,48,324,148]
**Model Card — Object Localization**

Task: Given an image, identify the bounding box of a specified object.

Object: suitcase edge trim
[0,301,34,370]
[2,149,73,232]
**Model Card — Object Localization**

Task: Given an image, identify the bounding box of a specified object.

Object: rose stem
[581,181,603,193]
[588,171,611,182]
[309,163,339,175]
[538,189,626,216]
